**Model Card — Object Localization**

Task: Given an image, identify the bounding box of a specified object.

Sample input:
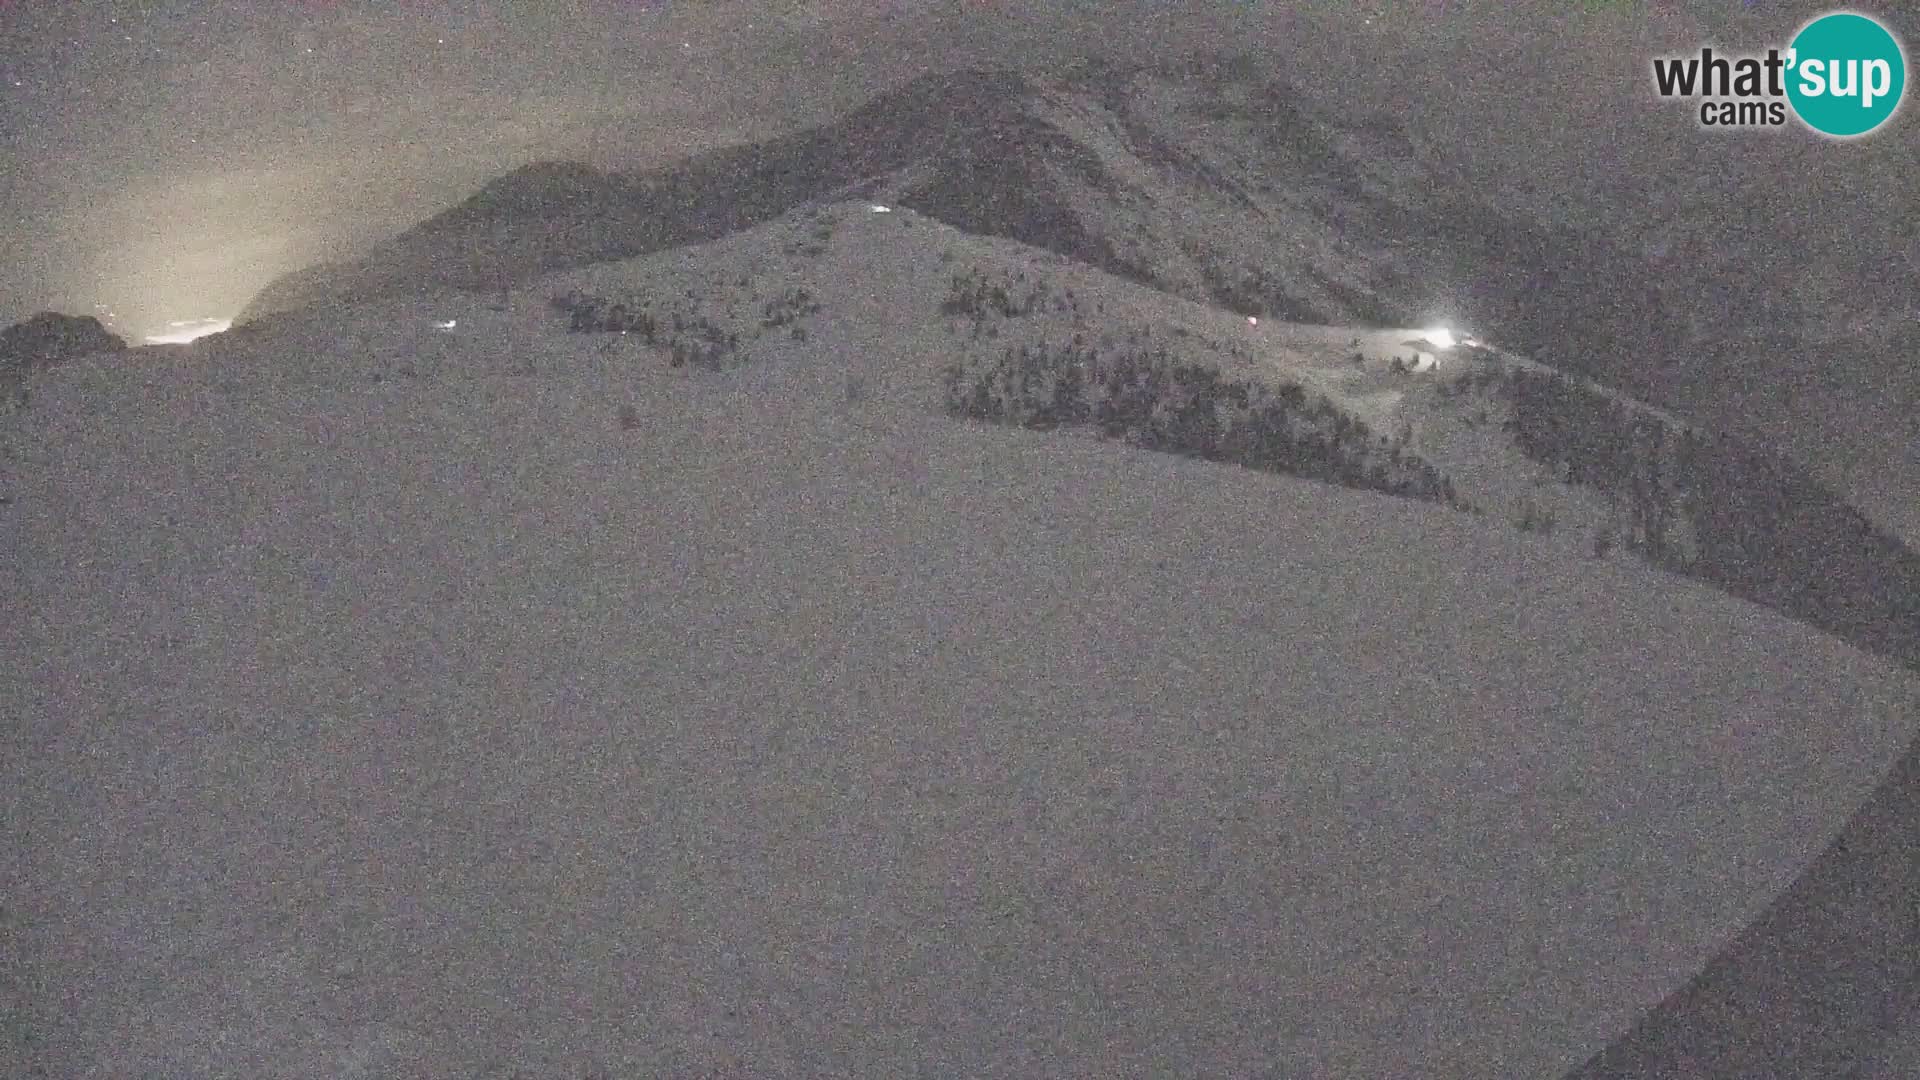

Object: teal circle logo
[1786,12,1907,137]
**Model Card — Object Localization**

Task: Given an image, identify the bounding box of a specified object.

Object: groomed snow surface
[8,295,1920,1078]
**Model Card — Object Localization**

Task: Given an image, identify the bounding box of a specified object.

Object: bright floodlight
[142,317,231,344]
[433,319,457,330]
[1422,326,1456,350]
[869,204,891,213]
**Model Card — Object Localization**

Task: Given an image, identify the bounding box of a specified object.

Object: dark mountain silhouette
[238,56,1708,398]
[239,68,1039,318]
[0,311,126,377]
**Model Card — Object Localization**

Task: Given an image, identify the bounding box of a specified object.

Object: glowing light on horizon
[1421,326,1456,349]
[143,317,231,344]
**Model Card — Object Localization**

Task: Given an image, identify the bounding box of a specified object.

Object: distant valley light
[143,317,231,344]
[1421,326,1457,350]
[434,319,458,330]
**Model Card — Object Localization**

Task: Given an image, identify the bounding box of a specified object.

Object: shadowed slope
[1566,735,1920,1078]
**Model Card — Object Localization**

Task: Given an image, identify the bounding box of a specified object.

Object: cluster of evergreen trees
[1500,366,1693,561]
[940,268,1029,320]
[1195,261,1321,323]
[938,268,1080,337]
[760,288,822,330]
[552,291,661,340]
[1492,361,1920,669]
[942,336,1461,506]
[548,290,743,370]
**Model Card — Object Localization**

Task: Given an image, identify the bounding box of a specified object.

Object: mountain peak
[1,311,126,376]
[234,49,1674,381]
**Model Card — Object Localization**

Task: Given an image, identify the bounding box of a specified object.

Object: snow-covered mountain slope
[229,52,1920,568]
[8,212,1920,1077]
[495,199,1920,675]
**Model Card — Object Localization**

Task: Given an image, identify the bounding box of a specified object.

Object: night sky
[1,1,1911,342]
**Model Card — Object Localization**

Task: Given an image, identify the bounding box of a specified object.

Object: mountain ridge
[227,55,1920,675]
[239,56,1694,392]
[234,194,1920,679]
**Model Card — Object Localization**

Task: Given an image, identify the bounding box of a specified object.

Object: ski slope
[7,290,1918,1078]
